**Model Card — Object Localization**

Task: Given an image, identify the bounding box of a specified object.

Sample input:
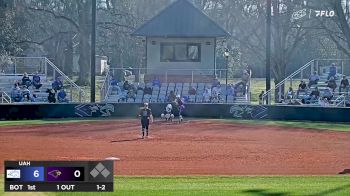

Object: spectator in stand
[123,80,130,91]
[212,77,220,88]
[126,88,136,100]
[167,90,176,102]
[152,77,161,88]
[188,85,196,95]
[227,84,235,97]
[203,88,211,103]
[32,72,42,89]
[323,87,333,101]
[52,77,63,92]
[211,85,221,102]
[13,80,20,88]
[22,88,36,102]
[258,91,264,105]
[241,70,250,84]
[47,89,56,103]
[21,72,32,88]
[110,77,121,94]
[327,76,337,92]
[309,86,320,102]
[308,71,320,87]
[328,63,337,80]
[58,89,69,103]
[339,75,349,94]
[297,80,307,96]
[144,85,152,95]
[11,86,22,102]
[285,87,294,100]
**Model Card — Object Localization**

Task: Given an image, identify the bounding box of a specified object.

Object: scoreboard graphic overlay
[4,161,114,192]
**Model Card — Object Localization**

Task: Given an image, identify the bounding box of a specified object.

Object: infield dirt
[0,119,349,175]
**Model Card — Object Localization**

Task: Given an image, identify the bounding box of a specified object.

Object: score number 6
[33,170,39,178]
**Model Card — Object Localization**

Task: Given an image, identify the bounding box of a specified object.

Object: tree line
[1,0,350,85]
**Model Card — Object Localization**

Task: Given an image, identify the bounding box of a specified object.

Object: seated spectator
[123,81,130,91]
[21,72,32,88]
[212,77,220,88]
[22,88,36,102]
[110,77,121,94]
[13,80,20,88]
[152,77,161,88]
[258,91,264,104]
[52,77,63,92]
[308,71,319,87]
[188,86,196,95]
[323,87,333,101]
[327,77,337,92]
[339,75,349,94]
[328,63,337,80]
[211,85,221,102]
[285,87,294,100]
[167,91,176,102]
[203,88,211,103]
[309,87,320,101]
[227,84,235,96]
[11,86,22,102]
[297,80,307,96]
[127,88,136,100]
[58,89,69,103]
[32,72,42,89]
[47,89,56,103]
[235,82,246,96]
[144,86,152,95]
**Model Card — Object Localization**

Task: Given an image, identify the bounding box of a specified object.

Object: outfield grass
[1,176,349,196]
[220,119,350,132]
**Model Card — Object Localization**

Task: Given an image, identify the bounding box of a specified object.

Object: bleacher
[283,73,349,106]
[104,81,249,104]
[0,74,53,103]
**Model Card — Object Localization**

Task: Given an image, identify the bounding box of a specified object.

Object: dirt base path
[0,119,349,175]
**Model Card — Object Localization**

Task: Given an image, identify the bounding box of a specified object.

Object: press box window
[161,43,201,62]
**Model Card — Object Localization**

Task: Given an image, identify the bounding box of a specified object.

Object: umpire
[139,103,153,139]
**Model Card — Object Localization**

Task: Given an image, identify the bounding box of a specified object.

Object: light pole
[224,49,230,103]
[91,0,96,102]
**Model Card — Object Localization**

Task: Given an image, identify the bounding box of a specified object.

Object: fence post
[79,90,82,102]
[191,71,194,83]
[14,58,17,75]
[341,60,344,75]
[45,58,48,76]
[165,71,168,83]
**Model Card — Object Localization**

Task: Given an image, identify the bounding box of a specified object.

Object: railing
[262,59,350,105]
[44,58,86,102]
[0,57,86,102]
[100,67,251,103]
[1,91,11,103]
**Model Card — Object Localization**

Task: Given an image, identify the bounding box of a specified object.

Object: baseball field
[0,118,349,195]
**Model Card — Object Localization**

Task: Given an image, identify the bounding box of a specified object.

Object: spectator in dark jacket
[144,86,152,95]
[327,77,337,92]
[21,72,32,88]
[123,81,130,91]
[339,76,349,93]
[188,86,196,95]
[47,89,56,103]
[167,91,176,102]
[52,77,63,92]
[32,72,42,89]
